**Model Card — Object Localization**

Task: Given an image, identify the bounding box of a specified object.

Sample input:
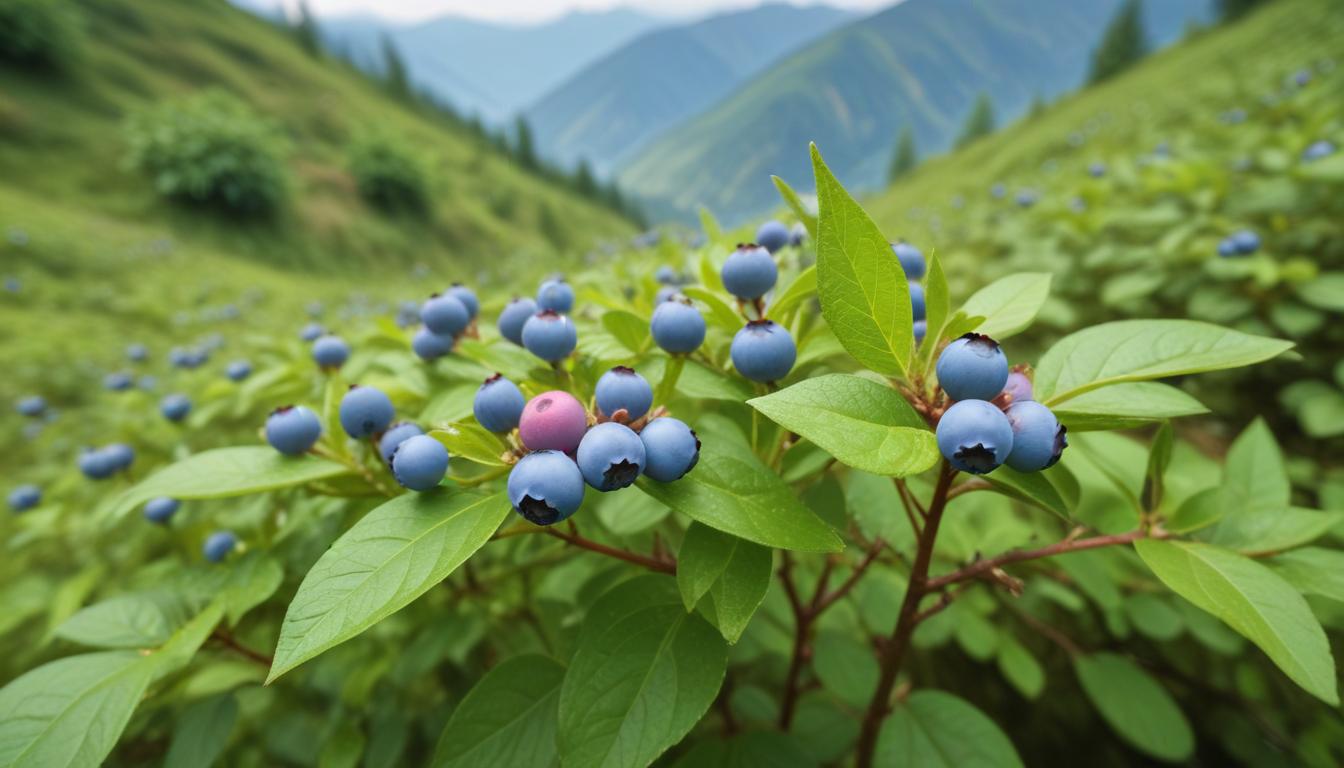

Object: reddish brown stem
[542,528,676,574]
[212,629,273,667]
[812,539,885,614]
[924,529,1159,593]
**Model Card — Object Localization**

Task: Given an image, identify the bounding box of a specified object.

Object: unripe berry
[1001,371,1033,403]
[518,390,588,453]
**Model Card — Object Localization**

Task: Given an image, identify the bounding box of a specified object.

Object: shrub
[124,90,288,216]
[0,0,81,69]
[346,130,430,214]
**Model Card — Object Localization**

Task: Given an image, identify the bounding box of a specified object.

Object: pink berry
[1002,371,1033,403]
[518,390,588,453]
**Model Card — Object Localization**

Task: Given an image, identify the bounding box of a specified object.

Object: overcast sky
[269,0,893,24]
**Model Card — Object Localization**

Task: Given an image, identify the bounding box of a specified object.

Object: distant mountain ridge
[618,0,1215,224]
[525,3,855,176]
[321,9,665,123]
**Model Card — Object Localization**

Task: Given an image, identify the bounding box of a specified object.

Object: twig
[542,527,675,574]
[211,629,272,667]
[924,528,1162,593]
[812,539,886,614]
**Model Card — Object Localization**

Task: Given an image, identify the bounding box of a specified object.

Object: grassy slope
[0,0,632,276]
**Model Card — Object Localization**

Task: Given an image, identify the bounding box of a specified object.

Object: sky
[263,0,893,24]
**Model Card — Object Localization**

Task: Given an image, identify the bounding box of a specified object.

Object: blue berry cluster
[1216,229,1260,258]
[934,333,1067,475]
[892,241,928,343]
[412,284,481,362]
[720,243,796,383]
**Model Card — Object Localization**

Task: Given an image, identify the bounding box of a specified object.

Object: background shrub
[347,130,430,214]
[0,0,81,69]
[124,90,288,216]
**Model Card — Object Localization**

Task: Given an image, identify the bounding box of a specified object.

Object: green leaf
[1166,487,1223,533]
[431,423,508,467]
[1035,320,1293,406]
[432,654,565,768]
[108,447,351,518]
[1207,507,1342,555]
[671,732,815,768]
[676,523,772,644]
[958,273,1052,340]
[218,553,284,626]
[1223,418,1289,511]
[748,374,937,477]
[810,144,911,377]
[1296,273,1344,311]
[268,492,511,682]
[0,651,158,768]
[636,441,842,552]
[876,690,1023,767]
[601,309,650,354]
[1269,548,1344,603]
[1074,653,1194,762]
[54,593,180,649]
[996,636,1044,699]
[154,602,225,675]
[813,631,877,708]
[165,693,238,768]
[772,175,817,240]
[682,287,743,334]
[1051,383,1208,431]
[1141,422,1174,512]
[767,265,817,324]
[984,465,1071,520]
[1134,540,1337,704]
[638,357,752,403]
[916,251,950,372]
[557,576,726,768]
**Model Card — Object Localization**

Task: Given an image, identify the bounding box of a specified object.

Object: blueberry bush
[3,139,1341,766]
[346,130,431,215]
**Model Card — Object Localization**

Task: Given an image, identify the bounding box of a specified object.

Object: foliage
[954,92,996,149]
[0,0,81,69]
[379,34,412,100]
[887,126,917,183]
[291,0,321,58]
[1089,0,1150,84]
[347,130,431,215]
[124,90,289,217]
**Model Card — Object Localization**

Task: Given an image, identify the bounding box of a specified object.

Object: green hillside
[0,0,635,277]
[620,0,1212,224]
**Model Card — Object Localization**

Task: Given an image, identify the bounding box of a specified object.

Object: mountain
[619,0,1215,224]
[525,3,855,176]
[0,0,634,275]
[321,9,665,124]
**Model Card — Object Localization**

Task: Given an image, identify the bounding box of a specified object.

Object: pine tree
[293,1,321,57]
[1218,0,1268,20]
[954,93,996,149]
[1088,0,1149,84]
[572,159,598,198]
[513,117,537,171]
[380,35,411,100]
[887,126,917,183]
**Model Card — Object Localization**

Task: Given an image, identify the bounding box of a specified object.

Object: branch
[925,528,1161,593]
[542,528,675,574]
[812,539,886,614]
[211,629,272,667]
[778,553,809,729]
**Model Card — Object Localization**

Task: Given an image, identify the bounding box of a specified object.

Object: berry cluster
[1216,229,1260,258]
[413,284,481,362]
[721,243,796,383]
[498,367,699,526]
[78,443,136,480]
[892,241,927,342]
[933,333,1067,475]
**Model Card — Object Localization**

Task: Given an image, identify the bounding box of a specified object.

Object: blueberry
[914,320,927,344]
[1004,401,1067,472]
[655,266,678,285]
[910,283,926,322]
[936,333,1009,401]
[474,375,526,433]
[8,484,40,512]
[518,390,588,453]
[1216,238,1239,258]
[378,422,424,464]
[731,320,796,383]
[789,222,807,247]
[15,395,46,418]
[447,284,480,320]
[143,497,180,524]
[576,422,644,491]
[892,242,926,279]
[78,448,118,480]
[203,531,237,563]
[507,450,585,525]
[755,220,790,253]
[300,322,325,342]
[104,372,133,391]
[595,366,653,422]
[266,405,322,455]
[339,386,395,439]
[497,297,538,346]
[537,278,575,313]
[654,285,678,304]
[650,297,706,354]
[105,443,135,472]
[721,244,777,300]
[1002,371,1033,403]
[521,310,577,362]
[412,327,454,361]
[936,400,1014,475]
[422,293,470,337]
[226,360,252,382]
[639,417,700,482]
[312,335,350,369]
[1088,162,1107,178]
[1231,229,1260,255]
[1303,140,1335,162]
[161,394,192,422]
[139,375,157,392]
[1015,190,1038,208]
[391,435,450,491]
[126,343,148,363]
